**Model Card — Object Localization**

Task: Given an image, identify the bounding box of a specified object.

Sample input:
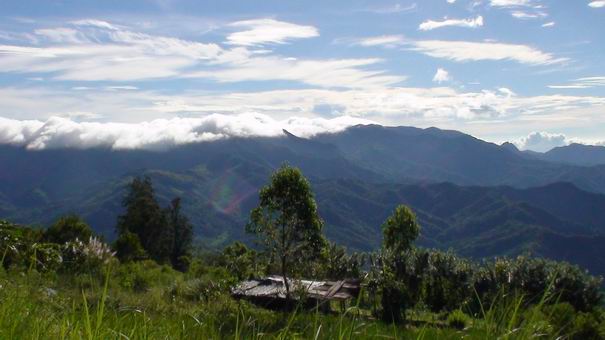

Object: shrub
[44,215,93,244]
[166,277,227,303]
[114,231,147,262]
[220,241,258,281]
[570,312,602,340]
[447,309,470,330]
[61,237,116,274]
[115,260,177,292]
[27,243,63,272]
[0,220,42,269]
[544,302,576,335]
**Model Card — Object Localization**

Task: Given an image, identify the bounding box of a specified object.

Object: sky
[0,0,604,152]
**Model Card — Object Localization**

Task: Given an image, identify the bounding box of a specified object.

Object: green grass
[0,265,601,339]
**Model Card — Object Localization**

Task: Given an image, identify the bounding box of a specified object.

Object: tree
[379,204,421,323]
[221,241,258,281]
[246,164,326,299]
[116,176,171,263]
[166,197,193,271]
[382,205,420,255]
[44,214,93,244]
[114,231,147,262]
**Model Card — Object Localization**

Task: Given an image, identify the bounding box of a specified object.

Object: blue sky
[0,0,604,151]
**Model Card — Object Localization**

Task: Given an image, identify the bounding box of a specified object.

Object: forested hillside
[2,125,605,276]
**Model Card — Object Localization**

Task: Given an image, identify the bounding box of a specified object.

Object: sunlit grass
[0,267,598,339]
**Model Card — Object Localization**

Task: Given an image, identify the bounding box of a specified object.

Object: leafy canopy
[246,164,326,296]
[382,205,420,255]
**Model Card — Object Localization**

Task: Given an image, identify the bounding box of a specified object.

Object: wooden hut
[231,275,361,310]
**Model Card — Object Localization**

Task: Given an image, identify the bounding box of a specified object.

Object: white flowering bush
[1,220,42,270]
[61,237,116,274]
[27,243,63,272]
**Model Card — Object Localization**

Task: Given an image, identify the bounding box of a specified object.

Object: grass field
[1,260,602,340]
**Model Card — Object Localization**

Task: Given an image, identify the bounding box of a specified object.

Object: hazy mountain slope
[316,125,605,193]
[541,144,605,166]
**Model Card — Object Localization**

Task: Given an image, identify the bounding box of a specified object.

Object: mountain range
[1,124,604,275]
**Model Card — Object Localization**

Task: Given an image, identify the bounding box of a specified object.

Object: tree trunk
[281,256,290,300]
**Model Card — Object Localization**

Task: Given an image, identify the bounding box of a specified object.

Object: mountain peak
[282,129,298,138]
[501,142,520,153]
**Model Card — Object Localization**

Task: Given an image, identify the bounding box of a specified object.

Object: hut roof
[232,275,360,301]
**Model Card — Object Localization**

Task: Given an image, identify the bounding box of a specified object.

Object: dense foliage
[246,164,327,297]
[116,176,192,270]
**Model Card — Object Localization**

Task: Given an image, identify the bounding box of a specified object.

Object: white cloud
[548,76,605,89]
[409,40,566,65]
[419,16,484,31]
[71,19,120,30]
[0,113,373,150]
[362,3,418,14]
[432,68,451,83]
[0,20,398,89]
[588,1,605,8]
[542,22,555,28]
[2,85,604,126]
[447,0,456,3]
[186,57,406,89]
[489,0,532,7]
[510,11,547,19]
[512,132,605,152]
[513,131,567,152]
[225,19,318,46]
[352,35,406,47]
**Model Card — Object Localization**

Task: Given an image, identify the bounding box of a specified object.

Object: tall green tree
[166,197,193,271]
[379,204,421,323]
[246,164,326,298]
[382,205,420,255]
[116,176,171,264]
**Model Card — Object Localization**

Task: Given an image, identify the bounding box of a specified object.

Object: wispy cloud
[225,19,318,46]
[542,22,555,28]
[362,3,418,14]
[548,76,605,89]
[0,19,400,89]
[409,40,567,65]
[489,0,533,8]
[350,35,564,66]
[419,16,484,31]
[3,84,604,129]
[350,35,406,47]
[510,11,547,19]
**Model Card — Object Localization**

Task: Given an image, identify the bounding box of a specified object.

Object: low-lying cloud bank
[513,131,605,152]
[0,113,373,150]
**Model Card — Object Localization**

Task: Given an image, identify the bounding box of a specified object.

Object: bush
[0,220,42,269]
[114,231,147,262]
[44,215,93,244]
[61,237,116,274]
[27,243,63,272]
[166,277,227,303]
[447,309,470,330]
[544,302,576,335]
[570,312,602,340]
[115,260,176,292]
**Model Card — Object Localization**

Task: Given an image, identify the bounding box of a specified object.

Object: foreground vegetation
[1,255,604,339]
[1,164,605,339]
